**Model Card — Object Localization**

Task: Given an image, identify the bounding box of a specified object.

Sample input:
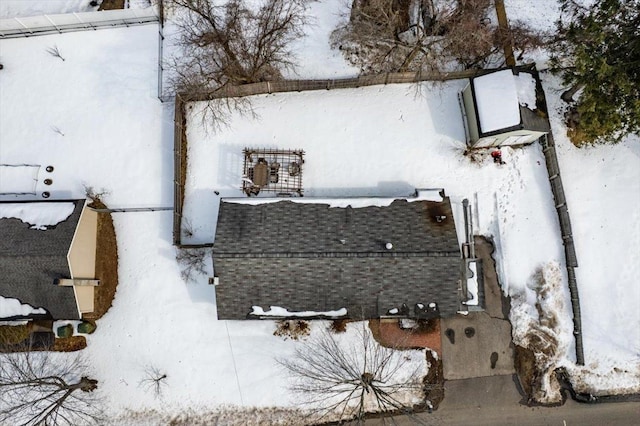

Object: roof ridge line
[214,251,461,259]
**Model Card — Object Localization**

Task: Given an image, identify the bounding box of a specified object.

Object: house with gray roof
[212,193,466,320]
[0,199,99,320]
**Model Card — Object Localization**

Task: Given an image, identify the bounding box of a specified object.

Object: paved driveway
[441,237,515,380]
[441,312,515,379]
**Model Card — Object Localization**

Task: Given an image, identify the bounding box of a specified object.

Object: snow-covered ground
[0,13,425,423]
[541,74,640,394]
[0,25,170,207]
[0,0,638,423]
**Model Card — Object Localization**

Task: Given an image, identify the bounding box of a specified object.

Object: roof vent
[385,242,393,250]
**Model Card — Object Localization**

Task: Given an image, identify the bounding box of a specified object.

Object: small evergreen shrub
[56,324,73,338]
[77,321,97,334]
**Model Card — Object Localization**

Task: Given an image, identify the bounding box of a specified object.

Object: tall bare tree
[168,0,311,127]
[333,0,543,74]
[0,342,102,426]
[279,321,429,424]
[169,0,309,96]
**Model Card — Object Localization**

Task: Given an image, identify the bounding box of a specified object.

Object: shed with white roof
[460,69,549,148]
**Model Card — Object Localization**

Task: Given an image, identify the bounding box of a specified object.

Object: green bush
[56,324,73,338]
[77,321,97,334]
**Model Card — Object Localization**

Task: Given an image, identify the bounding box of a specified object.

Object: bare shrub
[50,125,65,136]
[274,320,310,340]
[45,44,65,61]
[139,365,168,399]
[181,217,195,239]
[330,318,349,333]
[83,184,110,204]
[176,247,209,282]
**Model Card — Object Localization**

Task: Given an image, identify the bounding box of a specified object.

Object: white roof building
[460,69,549,148]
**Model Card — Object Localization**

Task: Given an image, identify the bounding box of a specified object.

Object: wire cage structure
[242,148,305,197]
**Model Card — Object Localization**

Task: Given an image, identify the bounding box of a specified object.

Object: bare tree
[332,0,543,74]
[139,365,168,399]
[169,0,309,94]
[168,0,310,126]
[0,341,102,426]
[279,321,429,424]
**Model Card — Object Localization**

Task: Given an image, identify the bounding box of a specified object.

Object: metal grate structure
[242,148,304,196]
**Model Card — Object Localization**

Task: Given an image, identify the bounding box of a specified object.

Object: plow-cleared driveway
[441,237,515,380]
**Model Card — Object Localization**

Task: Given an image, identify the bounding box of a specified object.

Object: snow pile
[515,72,537,110]
[251,306,347,318]
[464,261,479,306]
[225,189,444,209]
[0,202,75,230]
[509,261,573,404]
[0,0,636,421]
[0,296,46,318]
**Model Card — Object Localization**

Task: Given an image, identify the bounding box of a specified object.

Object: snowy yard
[0,0,638,423]
[0,16,428,424]
[541,74,640,394]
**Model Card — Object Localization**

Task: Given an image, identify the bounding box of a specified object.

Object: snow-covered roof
[0,201,76,230]
[0,296,46,318]
[223,188,444,208]
[515,72,537,110]
[473,70,521,133]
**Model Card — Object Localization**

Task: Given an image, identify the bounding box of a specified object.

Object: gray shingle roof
[0,200,85,320]
[213,198,462,319]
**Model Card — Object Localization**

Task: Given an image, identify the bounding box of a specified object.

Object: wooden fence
[540,133,584,365]
[175,69,487,103]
